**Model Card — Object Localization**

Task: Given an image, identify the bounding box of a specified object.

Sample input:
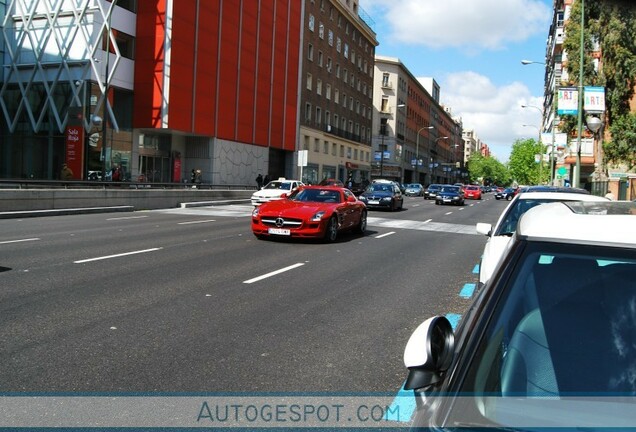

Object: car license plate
[444,198,452,202]
[368,200,380,205]
[268,228,290,235]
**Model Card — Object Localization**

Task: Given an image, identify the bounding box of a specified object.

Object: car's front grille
[260,217,303,228]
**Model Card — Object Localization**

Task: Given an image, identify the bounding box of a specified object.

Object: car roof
[516,191,608,201]
[524,185,590,194]
[302,185,344,191]
[517,201,636,248]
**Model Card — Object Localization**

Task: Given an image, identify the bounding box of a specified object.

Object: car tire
[506,195,513,201]
[324,216,338,243]
[356,210,367,234]
[435,200,440,205]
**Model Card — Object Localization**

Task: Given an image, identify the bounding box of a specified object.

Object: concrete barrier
[0,188,253,218]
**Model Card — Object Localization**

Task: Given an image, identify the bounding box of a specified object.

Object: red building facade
[133,0,303,183]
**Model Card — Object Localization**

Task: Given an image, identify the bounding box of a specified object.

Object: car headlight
[252,207,259,217]
[381,197,392,202]
[311,211,326,222]
[359,196,367,201]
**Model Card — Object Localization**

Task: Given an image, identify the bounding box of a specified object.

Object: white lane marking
[0,238,40,245]
[74,248,163,264]
[243,263,305,284]
[424,219,432,223]
[106,216,149,221]
[445,212,453,215]
[375,231,396,239]
[178,219,216,225]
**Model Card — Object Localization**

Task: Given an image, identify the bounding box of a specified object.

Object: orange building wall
[133,0,301,151]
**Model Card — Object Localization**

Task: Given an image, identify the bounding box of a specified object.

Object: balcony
[325,124,362,144]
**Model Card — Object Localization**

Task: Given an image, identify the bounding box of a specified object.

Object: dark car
[424,184,442,200]
[402,201,636,430]
[318,178,344,187]
[435,185,464,206]
[358,182,403,211]
[495,187,516,200]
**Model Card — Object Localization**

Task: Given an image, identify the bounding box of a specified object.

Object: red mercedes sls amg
[251,186,367,242]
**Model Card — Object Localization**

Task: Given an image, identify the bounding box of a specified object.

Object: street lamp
[415,126,434,183]
[521,59,545,65]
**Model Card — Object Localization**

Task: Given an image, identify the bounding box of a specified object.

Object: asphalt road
[0,194,509,394]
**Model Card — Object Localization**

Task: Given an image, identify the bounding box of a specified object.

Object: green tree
[466,153,511,186]
[508,138,546,185]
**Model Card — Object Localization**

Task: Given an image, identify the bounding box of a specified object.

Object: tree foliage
[507,138,547,185]
[562,0,636,168]
[466,153,511,186]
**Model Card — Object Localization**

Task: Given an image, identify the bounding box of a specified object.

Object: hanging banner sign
[584,86,605,113]
[65,125,84,179]
[557,87,578,115]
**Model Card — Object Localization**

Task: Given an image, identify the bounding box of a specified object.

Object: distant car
[250,178,304,206]
[435,185,464,206]
[318,178,344,187]
[403,200,636,430]
[424,184,442,200]
[475,191,609,286]
[358,182,404,211]
[495,187,516,200]
[404,183,424,196]
[251,186,366,242]
[463,185,482,200]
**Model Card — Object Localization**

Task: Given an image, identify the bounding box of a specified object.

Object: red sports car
[463,185,482,200]
[251,186,367,242]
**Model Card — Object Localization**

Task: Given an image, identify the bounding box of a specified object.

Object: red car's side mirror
[347,195,357,203]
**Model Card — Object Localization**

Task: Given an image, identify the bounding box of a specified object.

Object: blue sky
[363,0,553,162]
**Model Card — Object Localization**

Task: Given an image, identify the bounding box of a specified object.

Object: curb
[0,206,135,219]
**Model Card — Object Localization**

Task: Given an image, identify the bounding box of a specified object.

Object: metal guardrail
[0,179,258,191]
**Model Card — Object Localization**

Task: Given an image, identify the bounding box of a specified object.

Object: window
[343,70,348,84]
[336,64,340,78]
[316,79,322,95]
[323,141,329,154]
[382,73,390,87]
[334,89,339,104]
[336,37,341,53]
[314,138,320,152]
[328,30,334,46]
[305,103,312,121]
[334,114,339,128]
[326,57,332,72]
[340,145,345,157]
[303,136,310,150]
[349,96,354,110]
[326,84,331,100]
[344,43,349,58]
[381,96,389,113]
[308,44,314,61]
[306,73,312,90]
[325,111,331,127]
[342,93,346,105]
[319,23,324,39]
[318,51,323,67]
[316,107,322,126]
[308,14,315,31]
[332,143,337,155]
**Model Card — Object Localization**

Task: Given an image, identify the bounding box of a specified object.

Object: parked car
[250,178,304,206]
[435,185,464,206]
[475,190,609,286]
[358,181,404,211]
[494,187,516,200]
[403,200,636,430]
[251,186,366,242]
[463,184,482,200]
[424,184,442,200]
[404,183,424,196]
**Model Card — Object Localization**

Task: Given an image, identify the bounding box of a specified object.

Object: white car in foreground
[250,178,304,206]
[476,190,609,287]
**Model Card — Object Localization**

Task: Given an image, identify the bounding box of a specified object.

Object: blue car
[434,185,464,206]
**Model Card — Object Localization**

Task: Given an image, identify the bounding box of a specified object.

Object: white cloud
[366,0,550,51]
[436,72,545,161]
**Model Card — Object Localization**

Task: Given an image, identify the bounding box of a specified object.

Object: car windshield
[428,185,441,191]
[367,184,392,192]
[290,188,341,203]
[455,241,636,426]
[494,198,558,236]
[440,186,459,193]
[263,181,292,190]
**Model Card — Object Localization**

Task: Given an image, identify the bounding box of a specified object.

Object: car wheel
[435,200,440,205]
[506,195,513,201]
[356,210,367,234]
[390,200,396,212]
[324,216,338,243]
[400,199,404,210]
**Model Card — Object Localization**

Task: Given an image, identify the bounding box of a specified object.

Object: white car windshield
[263,181,292,190]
